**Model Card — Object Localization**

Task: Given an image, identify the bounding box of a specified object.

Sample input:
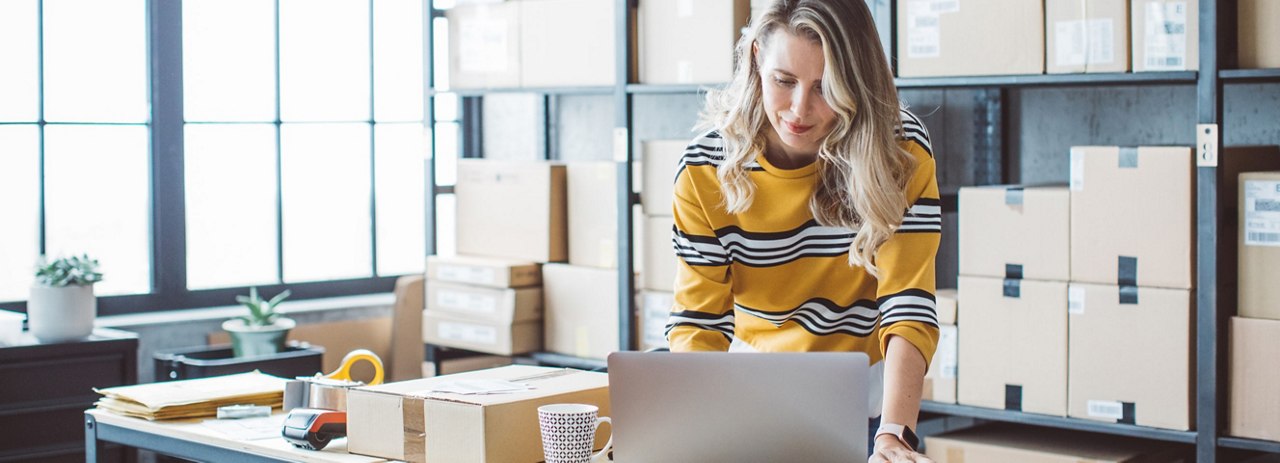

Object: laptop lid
[607,352,869,463]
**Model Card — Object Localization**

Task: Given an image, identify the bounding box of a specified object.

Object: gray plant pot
[222,317,296,357]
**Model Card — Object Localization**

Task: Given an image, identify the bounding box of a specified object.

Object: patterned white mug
[537,403,614,463]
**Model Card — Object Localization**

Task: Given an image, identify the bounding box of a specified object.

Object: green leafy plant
[233,287,292,327]
[35,254,104,287]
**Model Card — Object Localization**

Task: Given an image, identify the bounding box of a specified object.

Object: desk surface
[86,409,393,463]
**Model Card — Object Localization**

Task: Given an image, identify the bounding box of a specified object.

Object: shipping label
[438,321,498,345]
[1055,20,1088,67]
[436,264,498,286]
[437,289,499,314]
[1087,18,1116,65]
[1087,400,1125,420]
[458,17,509,73]
[906,0,941,58]
[1068,285,1086,315]
[1144,1,1188,70]
[1245,180,1280,247]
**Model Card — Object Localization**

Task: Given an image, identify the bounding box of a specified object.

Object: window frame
[2,0,440,316]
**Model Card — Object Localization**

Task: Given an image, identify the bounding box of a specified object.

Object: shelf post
[614,0,637,352]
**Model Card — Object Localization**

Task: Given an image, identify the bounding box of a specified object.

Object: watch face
[902,426,920,451]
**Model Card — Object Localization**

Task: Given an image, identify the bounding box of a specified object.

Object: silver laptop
[607,352,869,463]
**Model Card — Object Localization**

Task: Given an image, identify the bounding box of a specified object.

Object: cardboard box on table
[348,365,610,463]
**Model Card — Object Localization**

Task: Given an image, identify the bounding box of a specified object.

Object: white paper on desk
[422,379,533,395]
[202,415,285,441]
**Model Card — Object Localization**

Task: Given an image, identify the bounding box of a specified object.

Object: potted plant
[222,287,295,357]
[29,254,103,342]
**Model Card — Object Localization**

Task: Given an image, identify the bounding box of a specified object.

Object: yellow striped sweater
[666,108,941,370]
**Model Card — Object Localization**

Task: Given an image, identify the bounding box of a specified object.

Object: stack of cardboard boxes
[897,0,1206,78]
[543,161,630,360]
[952,145,1280,434]
[921,289,958,404]
[637,140,686,350]
[639,0,749,85]
[424,159,567,356]
[956,184,1071,417]
[1230,170,1280,443]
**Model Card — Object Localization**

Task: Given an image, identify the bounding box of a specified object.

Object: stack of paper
[95,371,287,420]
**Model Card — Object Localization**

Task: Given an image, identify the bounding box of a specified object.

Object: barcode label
[1248,232,1280,244]
[906,0,941,58]
[1088,400,1124,420]
[1257,199,1280,212]
[1245,180,1280,247]
[931,0,959,13]
[1147,56,1183,68]
[910,45,939,57]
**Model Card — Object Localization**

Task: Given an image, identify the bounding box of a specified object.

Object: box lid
[355,365,607,406]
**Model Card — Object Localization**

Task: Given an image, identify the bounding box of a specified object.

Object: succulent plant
[35,254,103,287]
[233,287,292,327]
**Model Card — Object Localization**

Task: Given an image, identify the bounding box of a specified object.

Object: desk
[84,409,393,463]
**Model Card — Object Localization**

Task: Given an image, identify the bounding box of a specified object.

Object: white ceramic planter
[28,284,96,343]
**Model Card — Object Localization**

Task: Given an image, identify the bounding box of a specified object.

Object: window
[0,0,438,314]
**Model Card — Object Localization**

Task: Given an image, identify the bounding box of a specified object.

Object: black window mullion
[368,0,379,276]
[36,0,46,257]
[274,0,285,284]
[149,0,187,299]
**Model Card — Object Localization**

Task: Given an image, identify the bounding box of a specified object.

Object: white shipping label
[438,321,499,345]
[1087,400,1125,420]
[938,325,958,379]
[1087,18,1116,65]
[1069,148,1086,191]
[676,0,694,18]
[1055,20,1088,67]
[1143,1,1188,70]
[907,0,941,58]
[1244,180,1280,247]
[437,290,499,314]
[1068,286,1086,314]
[930,0,960,13]
[436,264,498,286]
[458,17,509,73]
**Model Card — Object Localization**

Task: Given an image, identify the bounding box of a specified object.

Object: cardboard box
[520,0,616,87]
[1069,146,1193,289]
[936,288,958,325]
[348,365,610,463]
[568,162,618,268]
[1071,146,1280,290]
[1239,0,1280,69]
[923,324,957,404]
[643,215,677,291]
[456,160,567,263]
[639,291,673,351]
[925,423,1187,463]
[1131,0,1199,71]
[426,281,542,323]
[959,185,1070,281]
[1239,172,1280,320]
[1045,0,1130,73]
[896,1,1043,77]
[1230,316,1280,441]
[426,254,541,288]
[447,2,521,89]
[423,311,541,356]
[543,263,622,359]
[641,139,687,216]
[639,0,748,84]
[1068,283,1193,430]
[957,277,1067,416]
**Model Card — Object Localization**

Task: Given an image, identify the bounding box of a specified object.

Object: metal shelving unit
[894,71,1198,89]
[920,402,1198,444]
[420,2,1280,460]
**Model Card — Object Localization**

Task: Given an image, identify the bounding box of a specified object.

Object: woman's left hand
[869,434,934,463]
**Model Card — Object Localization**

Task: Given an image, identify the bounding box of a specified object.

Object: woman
[665,1,940,461]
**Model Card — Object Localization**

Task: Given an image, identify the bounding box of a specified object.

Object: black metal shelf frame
[1218,437,1280,453]
[920,402,1197,444]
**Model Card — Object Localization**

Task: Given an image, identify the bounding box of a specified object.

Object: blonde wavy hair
[699,0,916,276]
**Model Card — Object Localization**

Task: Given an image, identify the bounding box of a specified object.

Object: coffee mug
[538,403,614,463]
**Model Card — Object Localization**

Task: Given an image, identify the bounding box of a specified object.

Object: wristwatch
[874,422,920,451]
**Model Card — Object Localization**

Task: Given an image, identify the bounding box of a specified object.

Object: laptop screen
[607,352,869,462]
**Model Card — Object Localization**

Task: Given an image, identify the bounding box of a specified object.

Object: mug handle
[590,416,614,463]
